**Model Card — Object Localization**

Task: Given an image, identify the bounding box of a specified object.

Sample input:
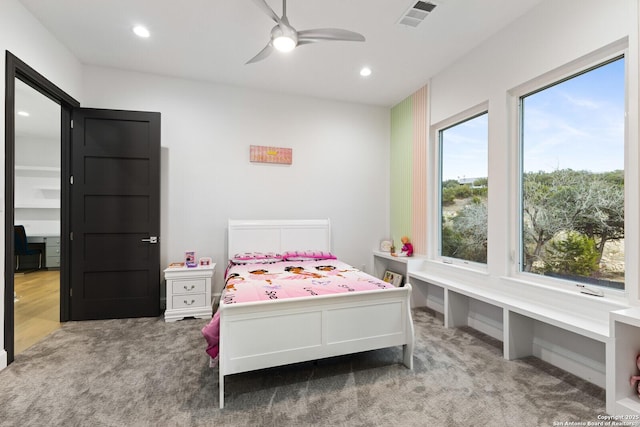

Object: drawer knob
[183,285,195,291]
[184,299,195,306]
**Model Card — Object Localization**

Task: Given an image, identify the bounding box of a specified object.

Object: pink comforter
[201,259,394,359]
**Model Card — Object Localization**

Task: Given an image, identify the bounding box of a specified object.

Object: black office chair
[14,225,41,271]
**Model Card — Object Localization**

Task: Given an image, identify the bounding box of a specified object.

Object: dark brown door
[70,108,160,320]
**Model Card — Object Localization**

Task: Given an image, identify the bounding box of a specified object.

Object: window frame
[430,102,489,271]
[508,43,630,298]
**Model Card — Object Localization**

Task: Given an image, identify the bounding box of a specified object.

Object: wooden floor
[14,270,60,355]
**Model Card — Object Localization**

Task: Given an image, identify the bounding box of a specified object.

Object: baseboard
[467,315,503,342]
[0,349,7,371]
[467,299,504,341]
[533,333,606,388]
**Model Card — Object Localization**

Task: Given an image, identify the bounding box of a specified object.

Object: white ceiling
[18,0,543,107]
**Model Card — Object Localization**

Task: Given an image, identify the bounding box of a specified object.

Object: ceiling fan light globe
[273,36,296,52]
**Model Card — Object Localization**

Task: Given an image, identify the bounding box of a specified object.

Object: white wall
[0,0,389,371]
[15,135,60,168]
[82,66,390,295]
[430,1,630,124]
[14,135,61,237]
[428,0,634,296]
[0,0,84,369]
[421,0,636,386]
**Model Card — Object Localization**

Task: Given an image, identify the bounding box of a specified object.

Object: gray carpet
[0,308,605,427]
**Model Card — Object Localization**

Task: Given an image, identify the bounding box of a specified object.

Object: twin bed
[204,219,415,408]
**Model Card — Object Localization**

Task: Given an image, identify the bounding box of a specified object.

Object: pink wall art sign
[250,145,292,165]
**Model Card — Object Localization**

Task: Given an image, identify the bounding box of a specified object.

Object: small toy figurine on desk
[392,236,413,257]
[630,354,640,398]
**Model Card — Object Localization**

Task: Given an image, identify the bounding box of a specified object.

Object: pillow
[230,252,284,264]
[282,250,337,261]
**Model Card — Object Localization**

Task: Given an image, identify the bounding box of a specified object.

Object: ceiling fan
[247,0,366,64]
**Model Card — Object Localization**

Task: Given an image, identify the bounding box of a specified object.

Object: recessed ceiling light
[360,67,372,77]
[17,111,29,117]
[133,25,150,38]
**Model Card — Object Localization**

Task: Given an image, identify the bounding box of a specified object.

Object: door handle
[141,236,158,244]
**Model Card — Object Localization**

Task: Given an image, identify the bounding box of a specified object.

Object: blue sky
[441,113,488,182]
[441,57,625,181]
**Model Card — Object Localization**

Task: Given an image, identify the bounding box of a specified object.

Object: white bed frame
[218,219,414,408]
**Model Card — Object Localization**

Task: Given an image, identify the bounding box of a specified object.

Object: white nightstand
[163,264,216,322]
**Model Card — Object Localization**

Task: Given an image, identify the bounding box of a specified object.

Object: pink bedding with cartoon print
[201,259,394,360]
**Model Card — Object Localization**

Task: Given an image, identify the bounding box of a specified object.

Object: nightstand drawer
[172,279,206,294]
[172,294,206,309]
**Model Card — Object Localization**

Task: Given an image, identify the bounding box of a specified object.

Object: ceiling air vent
[398,1,438,28]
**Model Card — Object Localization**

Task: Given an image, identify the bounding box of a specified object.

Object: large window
[520,56,625,290]
[440,112,488,264]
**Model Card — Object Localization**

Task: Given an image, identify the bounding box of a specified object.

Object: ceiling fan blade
[252,0,280,23]
[297,28,365,43]
[246,42,274,64]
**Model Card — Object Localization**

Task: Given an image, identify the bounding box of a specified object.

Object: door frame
[4,51,79,363]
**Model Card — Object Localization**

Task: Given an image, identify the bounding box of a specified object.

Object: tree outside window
[520,57,625,289]
[440,112,488,264]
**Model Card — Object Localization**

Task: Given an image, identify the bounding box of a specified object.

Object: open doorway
[4,51,78,364]
[5,52,160,364]
[13,79,61,355]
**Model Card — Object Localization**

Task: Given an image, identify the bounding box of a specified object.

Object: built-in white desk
[373,251,427,307]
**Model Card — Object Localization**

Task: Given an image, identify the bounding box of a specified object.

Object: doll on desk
[391,236,413,257]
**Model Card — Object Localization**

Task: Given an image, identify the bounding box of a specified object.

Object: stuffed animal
[630,354,640,398]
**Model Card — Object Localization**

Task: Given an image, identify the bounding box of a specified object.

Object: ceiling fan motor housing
[271,18,298,51]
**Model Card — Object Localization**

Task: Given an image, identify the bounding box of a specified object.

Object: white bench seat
[388,256,636,416]
[408,270,610,368]
[503,295,609,342]
[409,270,609,340]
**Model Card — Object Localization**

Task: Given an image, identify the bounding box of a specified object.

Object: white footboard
[218,284,414,408]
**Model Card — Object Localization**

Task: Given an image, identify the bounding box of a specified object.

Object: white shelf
[612,308,640,329]
[373,251,427,307]
[15,165,60,176]
[15,165,61,209]
[373,250,410,263]
[607,308,640,415]
[15,201,60,209]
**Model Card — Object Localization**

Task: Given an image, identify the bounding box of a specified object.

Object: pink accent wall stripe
[412,86,428,255]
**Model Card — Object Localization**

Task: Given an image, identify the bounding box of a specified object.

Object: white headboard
[227,219,331,259]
